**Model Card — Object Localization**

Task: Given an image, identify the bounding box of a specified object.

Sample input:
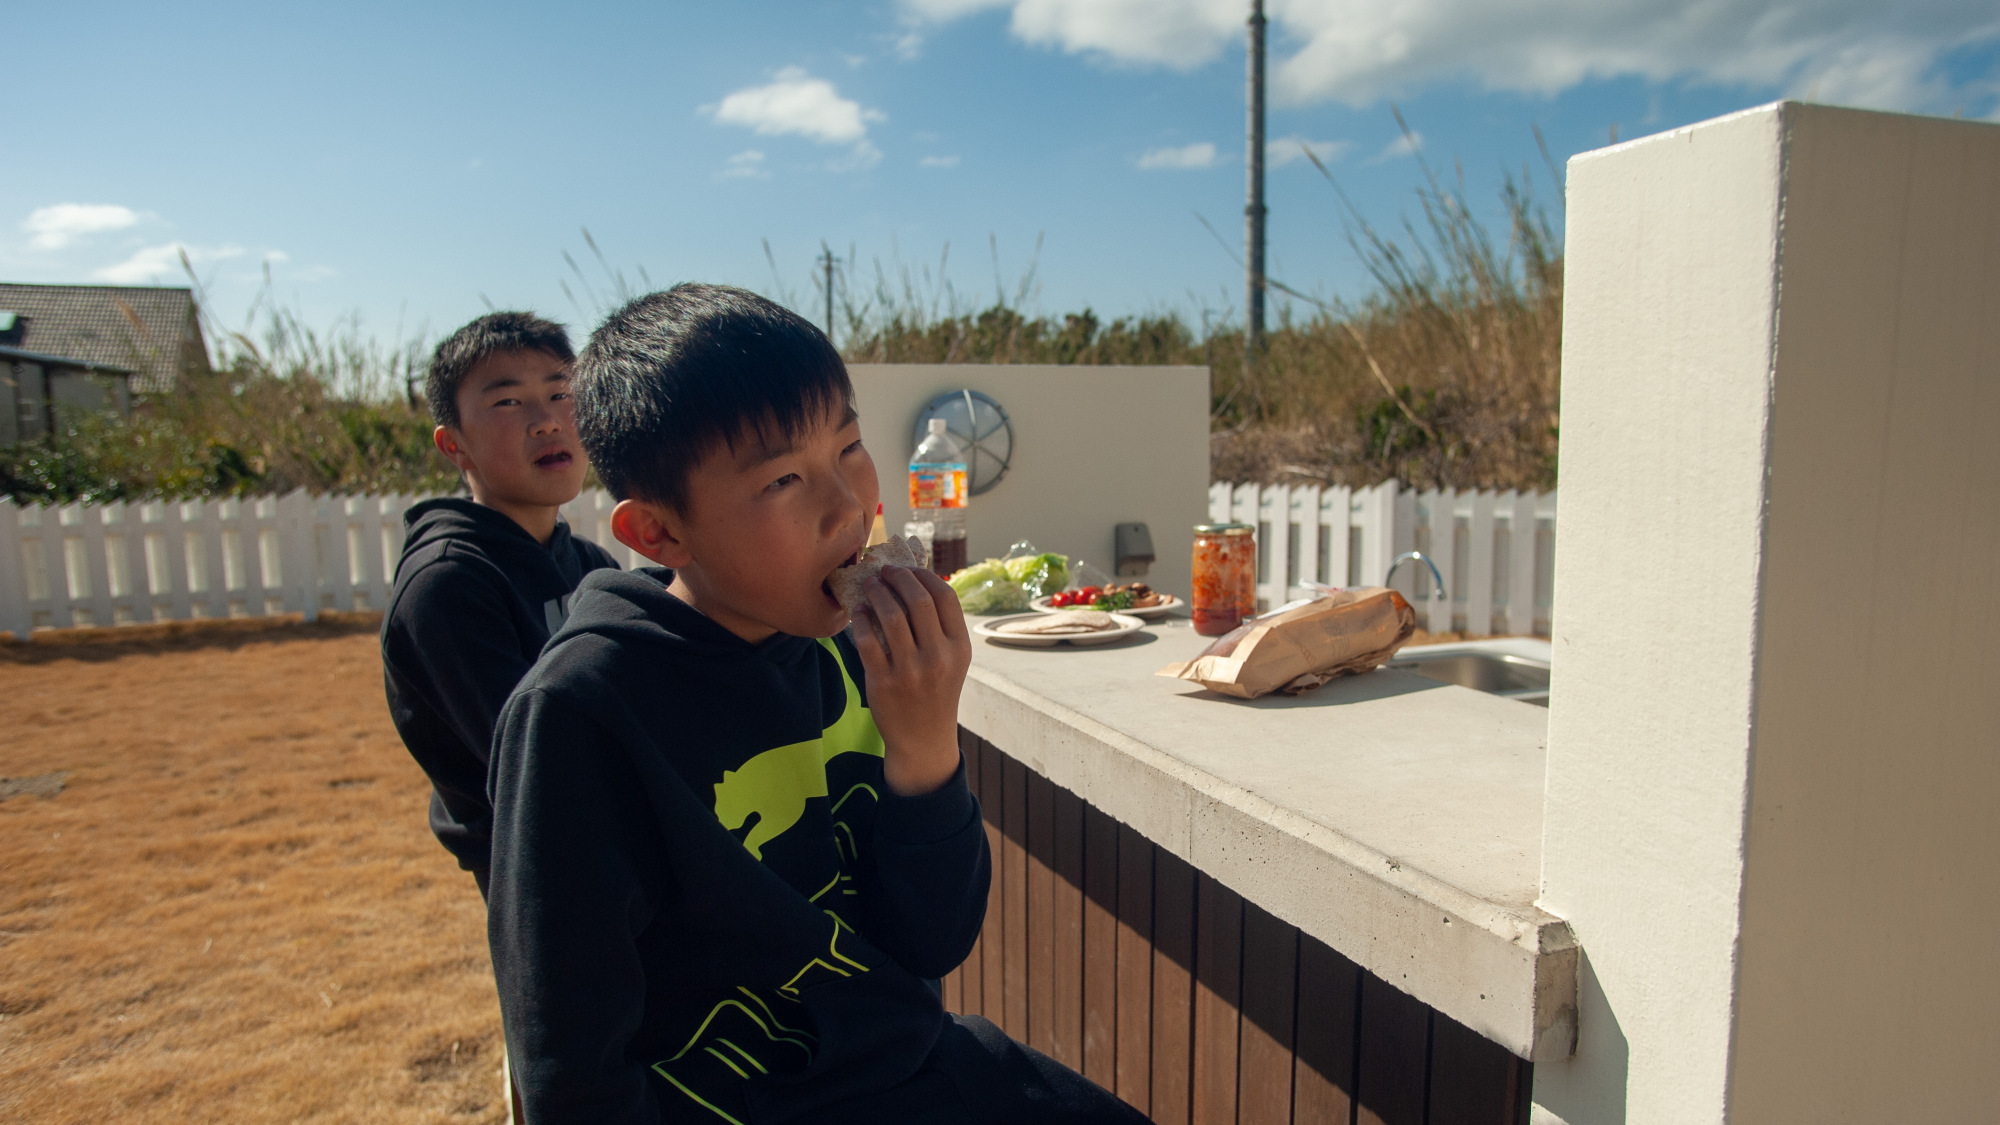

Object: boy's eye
[842,439,865,455]
[551,391,571,402]
[767,473,801,491]
[493,397,522,407]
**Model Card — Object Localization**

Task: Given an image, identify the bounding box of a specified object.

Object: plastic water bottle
[907,418,969,576]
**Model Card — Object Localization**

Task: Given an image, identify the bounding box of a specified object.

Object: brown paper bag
[1156,588,1417,699]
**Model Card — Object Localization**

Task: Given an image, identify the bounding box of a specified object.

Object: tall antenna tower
[818,242,839,347]
[1244,0,1268,394]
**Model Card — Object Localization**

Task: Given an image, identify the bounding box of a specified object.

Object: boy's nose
[823,479,864,536]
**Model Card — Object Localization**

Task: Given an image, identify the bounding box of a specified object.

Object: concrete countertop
[956,616,1578,1062]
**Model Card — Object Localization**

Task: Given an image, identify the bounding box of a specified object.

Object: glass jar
[1190,523,1256,636]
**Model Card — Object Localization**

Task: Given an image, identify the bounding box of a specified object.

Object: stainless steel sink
[1387,648,1551,706]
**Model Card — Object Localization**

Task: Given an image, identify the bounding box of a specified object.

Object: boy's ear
[611,498,694,568]
[433,425,473,472]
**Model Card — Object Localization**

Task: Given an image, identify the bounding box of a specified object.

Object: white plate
[1028,593,1182,620]
[973,612,1148,647]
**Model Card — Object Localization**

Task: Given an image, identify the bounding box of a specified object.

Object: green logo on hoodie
[711,639,883,860]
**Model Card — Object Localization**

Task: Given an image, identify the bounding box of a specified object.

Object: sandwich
[829,535,929,611]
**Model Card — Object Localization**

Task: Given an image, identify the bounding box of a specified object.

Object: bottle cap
[928,418,948,435]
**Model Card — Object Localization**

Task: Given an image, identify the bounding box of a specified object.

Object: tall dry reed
[824,146,1563,491]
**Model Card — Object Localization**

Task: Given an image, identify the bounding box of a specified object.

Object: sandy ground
[0,617,506,1124]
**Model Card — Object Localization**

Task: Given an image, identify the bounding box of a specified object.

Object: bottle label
[908,465,967,509]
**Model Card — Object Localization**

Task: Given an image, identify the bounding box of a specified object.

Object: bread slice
[828,535,929,610]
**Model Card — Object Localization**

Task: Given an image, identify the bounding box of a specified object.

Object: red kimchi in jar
[1190,523,1256,636]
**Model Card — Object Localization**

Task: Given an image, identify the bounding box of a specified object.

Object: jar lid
[1192,522,1255,534]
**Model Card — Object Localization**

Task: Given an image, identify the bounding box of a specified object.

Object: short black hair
[574,283,852,511]
[425,311,574,428]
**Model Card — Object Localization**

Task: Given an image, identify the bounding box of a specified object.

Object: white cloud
[903,0,1240,68]
[920,154,962,167]
[708,67,885,144]
[1366,131,1423,163]
[1138,141,1219,169]
[827,139,885,172]
[900,0,2000,113]
[900,0,1010,17]
[23,203,143,250]
[721,150,772,179]
[94,242,242,285]
[1267,136,1350,167]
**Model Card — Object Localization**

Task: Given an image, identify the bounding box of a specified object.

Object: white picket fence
[0,490,643,639]
[1209,480,1557,637]
[1,482,1554,639]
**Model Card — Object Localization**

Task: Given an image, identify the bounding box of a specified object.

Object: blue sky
[5,0,1996,353]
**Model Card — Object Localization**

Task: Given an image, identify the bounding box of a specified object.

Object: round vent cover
[912,390,1013,496]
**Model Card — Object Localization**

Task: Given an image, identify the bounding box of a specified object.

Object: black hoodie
[487,567,990,1124]
[381,498,620,880]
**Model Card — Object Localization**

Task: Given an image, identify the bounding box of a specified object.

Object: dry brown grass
[0,618,505,1124]
[830,154,1563,493]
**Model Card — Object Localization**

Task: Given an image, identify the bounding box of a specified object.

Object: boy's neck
[466,481,562,546]
[665,570,778,646]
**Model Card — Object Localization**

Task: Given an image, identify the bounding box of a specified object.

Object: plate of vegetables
[1033,582,1181,619]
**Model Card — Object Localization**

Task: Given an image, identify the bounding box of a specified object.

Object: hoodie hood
[401,496,574,563]
[552,566,815,668]
[379,496,622,878]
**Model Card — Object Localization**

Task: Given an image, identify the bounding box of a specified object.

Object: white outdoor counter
[956,617,1578,1062]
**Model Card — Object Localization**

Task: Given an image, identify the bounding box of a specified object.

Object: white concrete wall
[847,364,1211,600]
[1538,102,2000,1124]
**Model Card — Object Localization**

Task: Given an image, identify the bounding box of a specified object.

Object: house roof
[0,344,134,374]
[0,283,210,393]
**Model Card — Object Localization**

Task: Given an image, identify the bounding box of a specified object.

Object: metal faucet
[1383,551,1447,600]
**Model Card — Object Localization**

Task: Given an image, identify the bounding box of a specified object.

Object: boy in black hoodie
[487,285,1148,1124]
[382,312,620,896]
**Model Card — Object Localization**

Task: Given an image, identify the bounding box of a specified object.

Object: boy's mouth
[821,549,861,607]
[534,450,574,469]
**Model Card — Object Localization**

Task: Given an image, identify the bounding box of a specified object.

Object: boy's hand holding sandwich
[836,541,973,797]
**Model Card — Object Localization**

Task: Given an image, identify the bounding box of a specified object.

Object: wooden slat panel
[41,507,74,628]
[1465,491,1496,637]
[1261,483,1290,609]
[1355,975,1431,1125]
[1508,491,1539,637]
[953,731,981,1015]
[1114,822,1154,1115]
[1237,901,1298,1125]
[1325,486,1353,587]
[0,504,29,639]
[1026,770,1057,1054]
[1149,849,1197,1125]
[979,737,1006,1020]
[1427,1012,1531,1125]
[1081,804,1119,1088]
[1050,785,1086,1070]
[940,964,961,1013]
[1292,485,1322,601]
[74,505,113,625]
[1292,935,1360,1125]
[1191,874,1243,1125]
[1425,488,1457,634]
[1002,755,1030,1037]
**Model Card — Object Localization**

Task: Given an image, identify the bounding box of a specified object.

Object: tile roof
[0,284,210,393]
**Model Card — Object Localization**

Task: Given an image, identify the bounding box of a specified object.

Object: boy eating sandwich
[486,284,1148,1123]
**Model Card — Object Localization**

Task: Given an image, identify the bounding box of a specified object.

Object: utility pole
[1244,0,1267,399]
[818,243,838,347]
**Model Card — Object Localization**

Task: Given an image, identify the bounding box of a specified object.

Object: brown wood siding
[944,731,1531,1125]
